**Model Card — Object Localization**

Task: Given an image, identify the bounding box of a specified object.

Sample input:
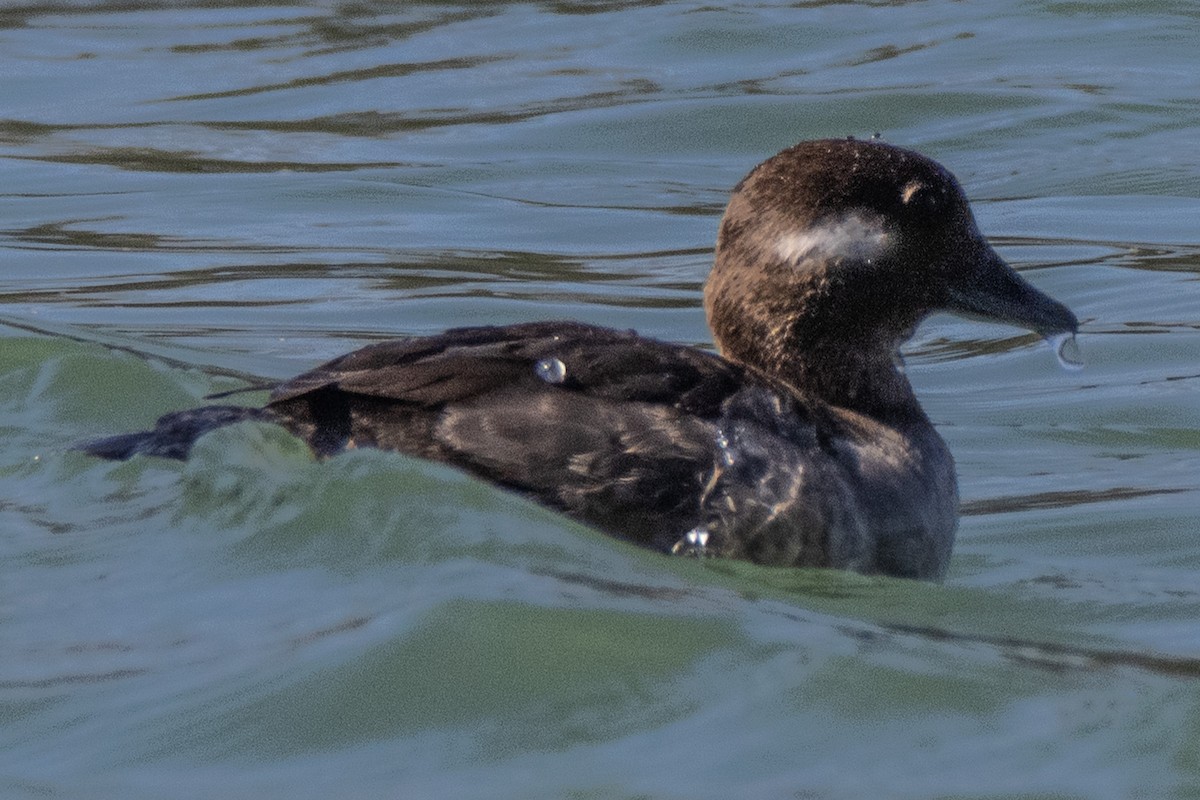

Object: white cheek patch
[775,213,890,267]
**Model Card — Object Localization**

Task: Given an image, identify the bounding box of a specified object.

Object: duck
[80,137,1077,581]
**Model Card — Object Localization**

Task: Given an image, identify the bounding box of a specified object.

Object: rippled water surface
[3,2,1199,798]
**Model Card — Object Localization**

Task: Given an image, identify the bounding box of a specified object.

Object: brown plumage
[79,139,1077,580]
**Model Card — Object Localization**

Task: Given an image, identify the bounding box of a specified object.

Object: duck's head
[705,137,1077,409]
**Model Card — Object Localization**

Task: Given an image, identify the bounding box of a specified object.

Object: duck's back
[268,322,739,547]
[265,321,957,578]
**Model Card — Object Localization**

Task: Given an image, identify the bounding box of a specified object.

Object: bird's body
[80,138,1077,581]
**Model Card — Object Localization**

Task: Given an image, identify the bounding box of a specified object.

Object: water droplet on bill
[1048,331,1083,371]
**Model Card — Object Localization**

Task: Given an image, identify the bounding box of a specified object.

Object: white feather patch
[775,213,889,266]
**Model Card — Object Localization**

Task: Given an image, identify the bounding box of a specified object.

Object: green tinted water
[2,3,1199,798]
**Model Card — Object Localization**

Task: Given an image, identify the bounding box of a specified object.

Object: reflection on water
[2,1,1200,798]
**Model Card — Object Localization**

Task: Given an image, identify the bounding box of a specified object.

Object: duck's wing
[269,321,740,412]
[267,321,754,547]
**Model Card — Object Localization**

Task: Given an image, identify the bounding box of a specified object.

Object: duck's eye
[900,180,927,206]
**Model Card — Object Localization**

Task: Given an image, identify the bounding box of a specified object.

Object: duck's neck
[770,336,926,425]
[704,233,934,424]
[709,299,928,424]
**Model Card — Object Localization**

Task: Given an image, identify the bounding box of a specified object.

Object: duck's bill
[945,247,1078,337]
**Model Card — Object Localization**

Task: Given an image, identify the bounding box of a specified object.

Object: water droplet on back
[671,526,711,556]
[715,429,735,466]
[535,357,567,384]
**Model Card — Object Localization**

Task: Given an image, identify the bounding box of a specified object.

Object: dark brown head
[705,138,1076,411]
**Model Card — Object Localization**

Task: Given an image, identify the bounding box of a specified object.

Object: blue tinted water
[2,3,1199,798]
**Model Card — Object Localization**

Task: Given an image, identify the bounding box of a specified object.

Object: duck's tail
[76,405,280,461]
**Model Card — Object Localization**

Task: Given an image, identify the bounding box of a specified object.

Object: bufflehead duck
[81,138,1077,580]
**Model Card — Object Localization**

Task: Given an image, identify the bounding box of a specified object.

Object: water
[2,2,1199,797]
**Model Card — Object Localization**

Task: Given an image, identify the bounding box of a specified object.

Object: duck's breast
[698,388,958,579]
